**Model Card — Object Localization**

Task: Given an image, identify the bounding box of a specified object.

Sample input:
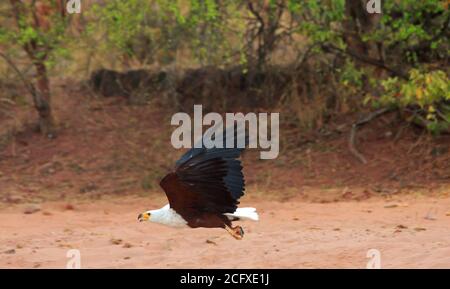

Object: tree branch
[349,107,394,164]
[0,51,39,101]
[322,44,408,80]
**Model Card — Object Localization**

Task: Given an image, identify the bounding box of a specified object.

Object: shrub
[378,69,450,134]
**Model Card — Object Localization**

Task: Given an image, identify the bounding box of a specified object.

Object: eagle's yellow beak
[138,212,150,222]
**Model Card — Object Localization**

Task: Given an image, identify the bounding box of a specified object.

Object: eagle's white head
[137,204,188,227]
[137,211,152,222]
[138,204,169,222]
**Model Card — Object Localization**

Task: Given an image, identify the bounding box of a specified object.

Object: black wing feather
[160,125,246,215]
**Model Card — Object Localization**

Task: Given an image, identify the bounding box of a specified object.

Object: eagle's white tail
[225,207,259,221]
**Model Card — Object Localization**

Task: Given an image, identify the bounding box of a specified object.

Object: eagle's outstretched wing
[160,125,246,217]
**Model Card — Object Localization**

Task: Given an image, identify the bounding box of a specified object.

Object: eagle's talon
[238,226,244,237]
[226,225,244,240]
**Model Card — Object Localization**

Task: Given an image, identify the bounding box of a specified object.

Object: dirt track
[1,196,450,269]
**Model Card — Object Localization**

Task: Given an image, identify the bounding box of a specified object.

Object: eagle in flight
[137,125,258,239]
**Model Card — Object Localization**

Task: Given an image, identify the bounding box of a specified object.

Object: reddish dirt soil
[1,195,450,269]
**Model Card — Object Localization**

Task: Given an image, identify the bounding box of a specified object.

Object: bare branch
[0,51,38,100]
[349,107,394,164]
[322,44,408,79]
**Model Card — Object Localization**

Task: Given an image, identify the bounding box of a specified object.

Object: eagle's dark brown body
[160,172,235,229]
[184,212,231,229]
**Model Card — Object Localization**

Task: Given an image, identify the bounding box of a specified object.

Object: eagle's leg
[225,224,244,240]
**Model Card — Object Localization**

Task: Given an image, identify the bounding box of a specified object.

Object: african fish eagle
[137,125,258,239]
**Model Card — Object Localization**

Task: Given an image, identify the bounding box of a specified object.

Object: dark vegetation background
[0,0,449,205]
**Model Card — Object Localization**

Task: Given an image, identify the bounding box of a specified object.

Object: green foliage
[291,0,448,65]
[373,0,449,65]
[379,69,450,134]
[88,0,239,66]
[290,0,346,47]
[0,1,70,68]
[184,0,227,64]
[87,0,189,65]
[289,0,449,133]
[338,60,364,92]
[89,0,150,55]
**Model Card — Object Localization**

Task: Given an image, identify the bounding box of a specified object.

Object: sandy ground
[1,196,450,269]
